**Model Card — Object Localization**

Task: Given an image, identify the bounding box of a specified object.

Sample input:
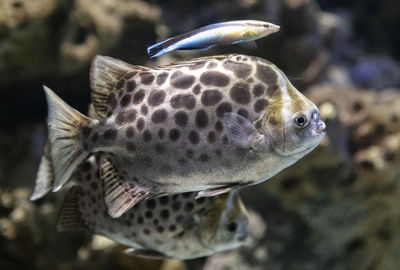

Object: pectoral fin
[124,248,168,260]
[195,183,242,199]
[99,156,151,218]
[222,112,263,149]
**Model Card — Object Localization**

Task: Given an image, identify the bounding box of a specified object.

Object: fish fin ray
[124,248,168,259]
[44,86,91,192]
[222,112,260,148]
[195,184,241,199]
[90,55,142,116]
[99,156,151,218]
[56,186,88,232]
[30,141,54,201]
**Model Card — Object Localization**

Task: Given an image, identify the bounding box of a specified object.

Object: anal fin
[124,248,168,260]
[56,186,88,232]
[100,156,150,218]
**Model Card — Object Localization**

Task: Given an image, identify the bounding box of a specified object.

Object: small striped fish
[147,20,280,58]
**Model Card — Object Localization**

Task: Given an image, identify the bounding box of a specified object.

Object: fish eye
[294,114,308,127]
[226,222,237,233]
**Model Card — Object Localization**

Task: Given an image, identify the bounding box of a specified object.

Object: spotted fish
[43,53,326,218]
[148,20,280,58]
[54,155,249,260]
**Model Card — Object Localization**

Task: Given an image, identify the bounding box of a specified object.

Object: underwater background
[1,0,400,269]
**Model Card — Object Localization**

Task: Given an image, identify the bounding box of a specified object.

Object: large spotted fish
[147,20,280,58]
[44,54,326,218]
[54,156,249,260]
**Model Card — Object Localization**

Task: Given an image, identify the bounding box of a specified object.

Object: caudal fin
[30,141,54,201]
[43,86,92,192]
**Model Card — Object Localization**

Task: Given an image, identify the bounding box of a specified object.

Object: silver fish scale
[91,54,280,192]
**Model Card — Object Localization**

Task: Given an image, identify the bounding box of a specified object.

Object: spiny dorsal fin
[30,141,54,201]
[124,248,168,260]
[90,55,146,117]
[56,186,88,232]
[99,155,151,218]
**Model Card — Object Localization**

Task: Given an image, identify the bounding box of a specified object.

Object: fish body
[56,156,249,260]
[148,20,280,58]
[44,54,326,217]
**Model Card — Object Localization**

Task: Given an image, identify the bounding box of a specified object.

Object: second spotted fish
[43,54,325,217]
[147,20,280,58]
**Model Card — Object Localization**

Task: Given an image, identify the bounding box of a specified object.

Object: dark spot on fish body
[120,94,132,107]
[155,143,165,154]
[207,131,216,144]
[126,142,136,152]
[178,157,187,166]
[136,118,145,131]
[171,70,195,89]
[192,84,201,95]
[200,71,230,87]
[176,215,184,223]
[253,84,265,97]
[158,128,165,139]
[169,129,181,141]
[266,85,280,97]
[133,89,145,104]
[157,226,164,233]
[256,64,278,86]
[172,201,181,211]
[169,225,176,232]
[215,121,224,132]
[160,209,169,219]
[188,130,200,144]
[159,196,169,205]
[199,154,210,162]
[201,89,223,106]
[230,82,251,104]
[223,60,253,79]
[170,94,196,109]
[156,72,169,85]
[146,199,156,209]
[148,90,166,107]
[141,105,148,115]
[247,78,254,83]
[222,135,229,145]
[82,126,92,138]
[116,79,125,90]
[126,126,135,138]
[186,149,194,159]
[82,161,92,172]
[82,142,88,151]
[145,210,153,219]
[107,94,118,111]
[126,80,136,92]
[125,220,132,226]
[254,99,269,113]
[143,228,151,235]
[151,109,168,123]
[143,130,152,142]
[103,129,118,140]
[238,108,249,119]
[116,109,137,125]
[195,109,209,128]
[215,149,222,158]
[174,111,189,127]
[207,62,217,69]
[189,61,206,70]
[153,219,159,225]
[140,72,155,85]
[216,102,232,118]
[137,216,144,224]
[184,202,194,212]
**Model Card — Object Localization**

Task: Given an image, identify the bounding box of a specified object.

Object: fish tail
[147,38,175,58]
[43,86,93,192]
[57,185,88,232]
[30,141,54,201]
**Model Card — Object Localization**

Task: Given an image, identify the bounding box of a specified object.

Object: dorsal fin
[30,141,54,201]
[99,155,151,218]
[56,186,88,232]
[90,55,146,117]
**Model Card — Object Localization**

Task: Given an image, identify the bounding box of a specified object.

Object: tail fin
[147,37,175,58]
[56,186,88,232]
[43,86,92,192]
[30,141,54,201]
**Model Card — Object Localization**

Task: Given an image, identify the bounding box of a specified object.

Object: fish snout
[316,120,326,134]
